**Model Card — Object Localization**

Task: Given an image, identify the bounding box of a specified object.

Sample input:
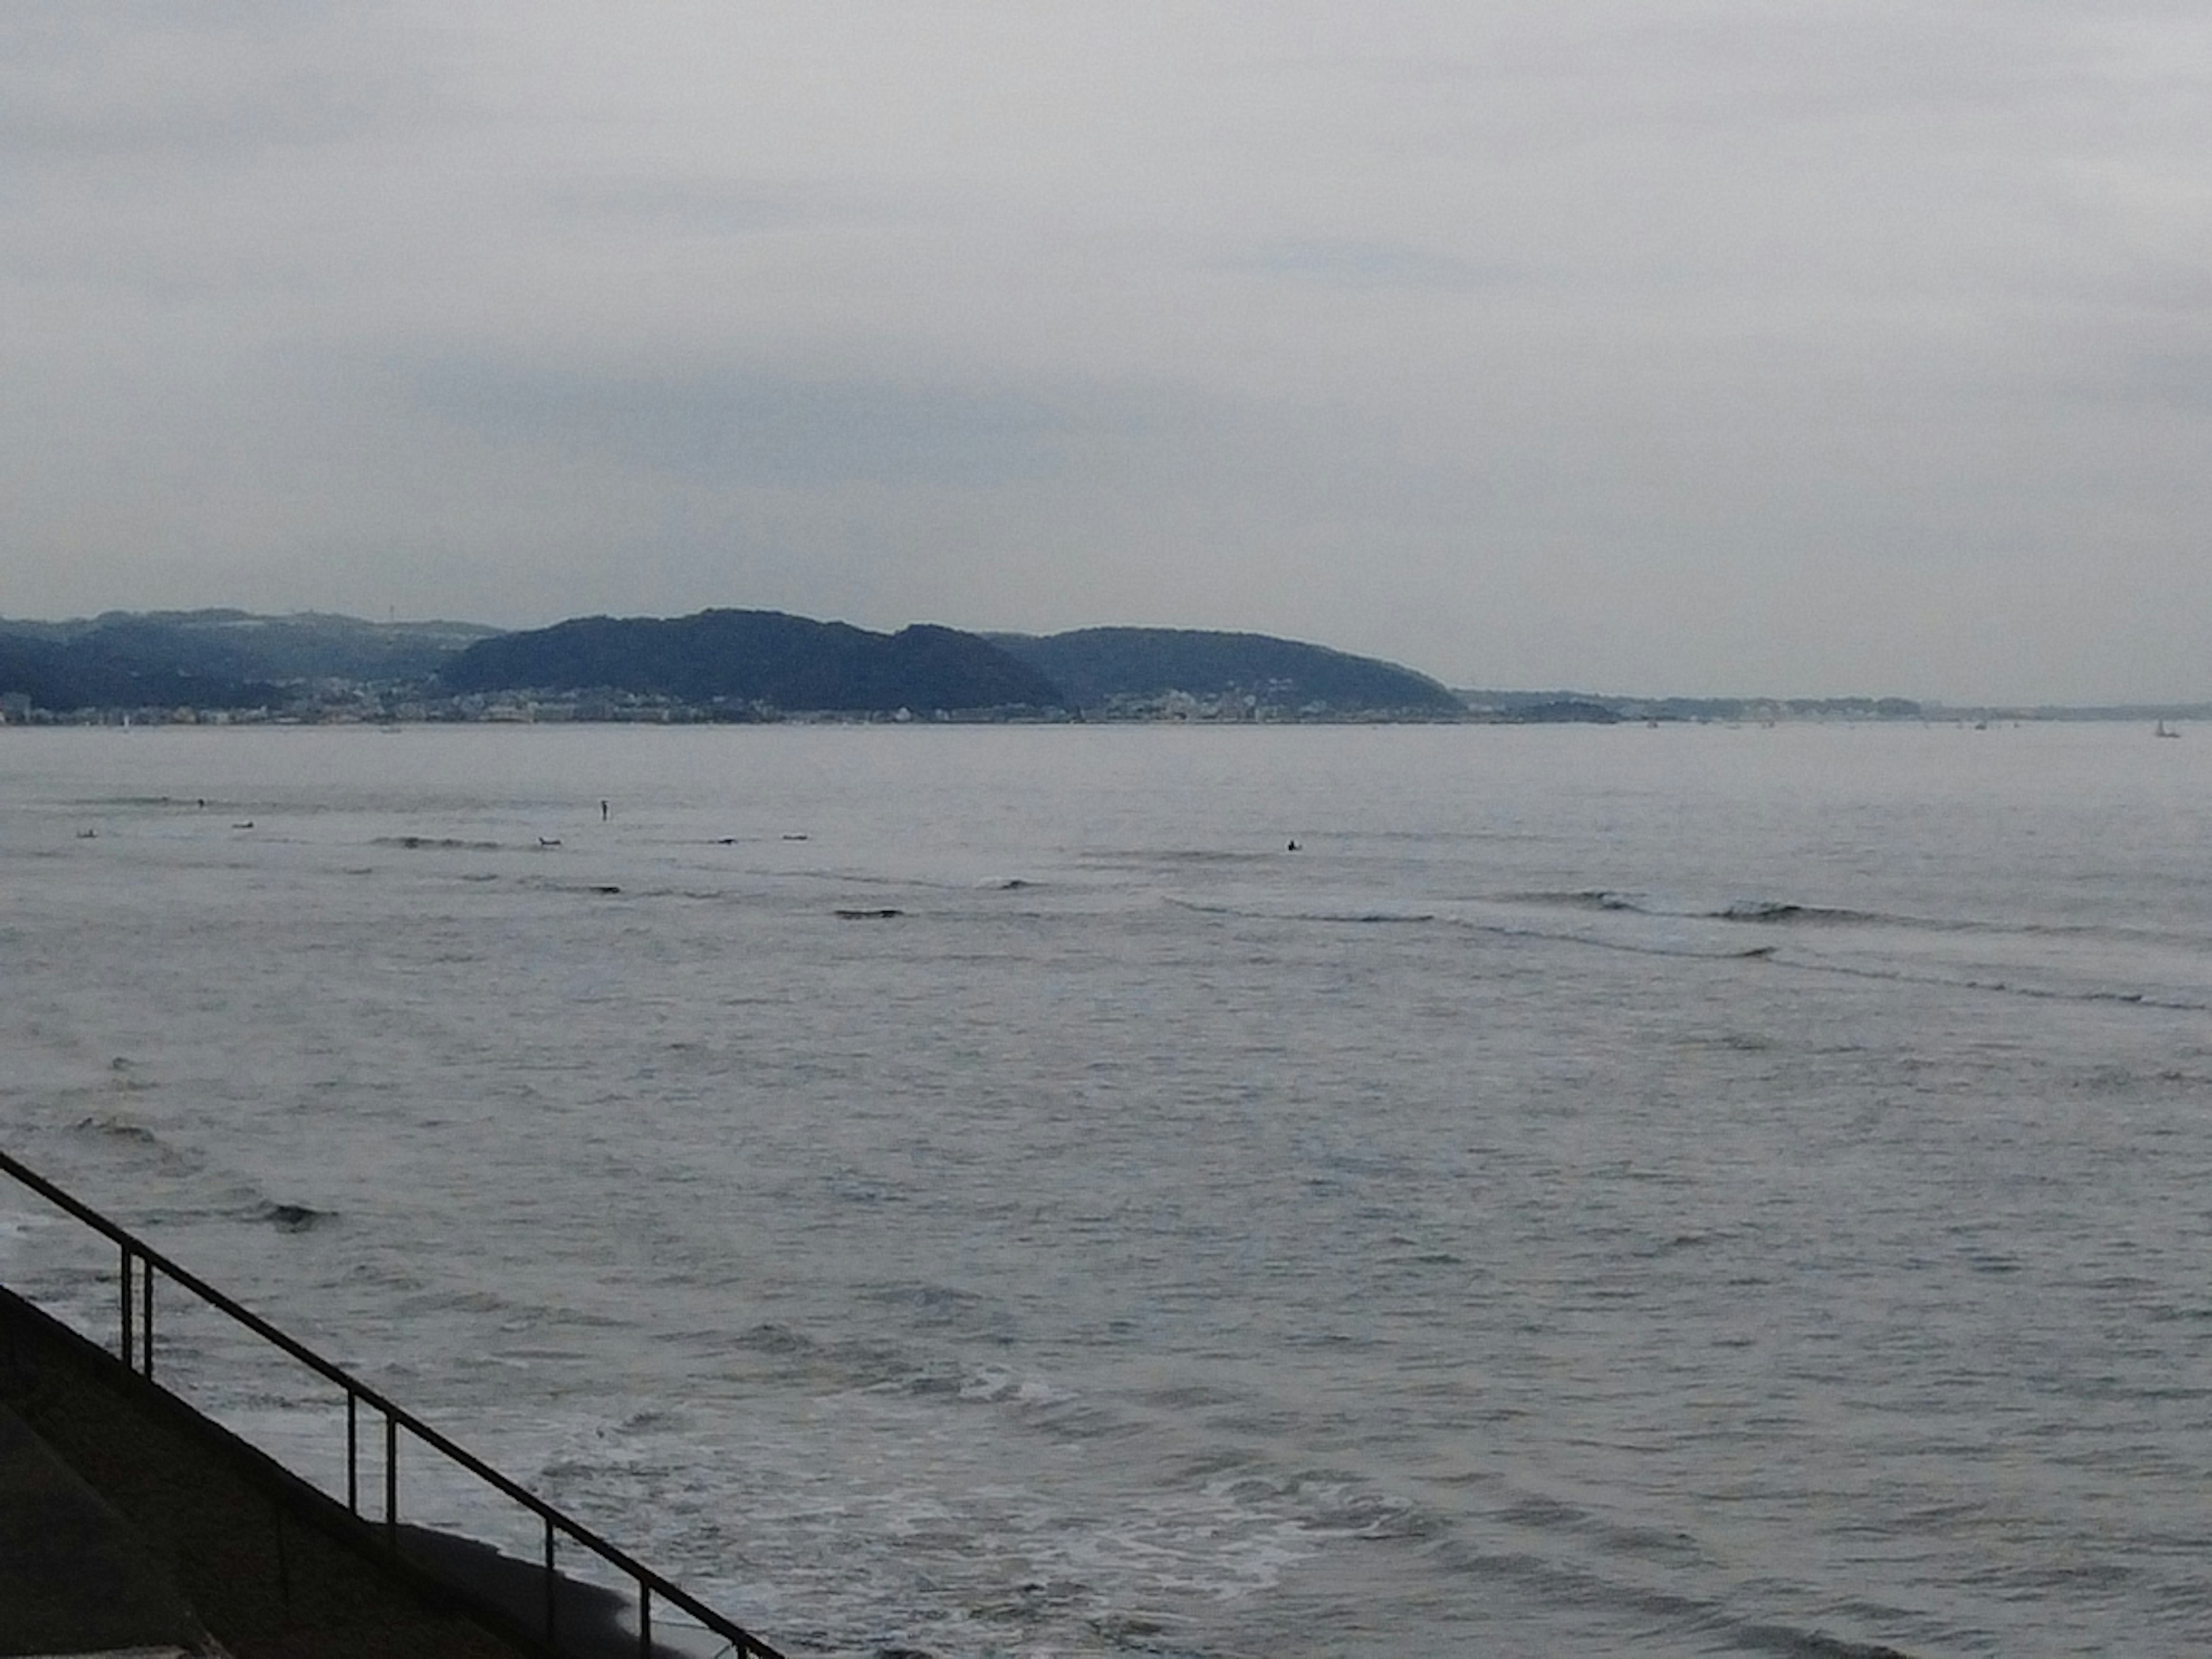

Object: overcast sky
[4,2,2209,699]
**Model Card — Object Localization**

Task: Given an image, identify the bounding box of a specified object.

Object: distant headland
[0,607,2194,726]
[0,607,1468,724]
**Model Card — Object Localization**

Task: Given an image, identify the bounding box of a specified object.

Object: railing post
[639,1584,651,1658]
[544,1515,557,1641]
[384,1414,398,1552]
[118,1244,132,1370]
[346,1389,358,1514]
[140,1260,154,1380]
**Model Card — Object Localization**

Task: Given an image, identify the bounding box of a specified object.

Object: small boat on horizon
[2156,720,2181,738]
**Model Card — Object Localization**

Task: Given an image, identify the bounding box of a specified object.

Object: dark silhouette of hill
[991,627,1462,713]
[440,609,1068,712]
[0,610,494,688]
[0,632,281,712]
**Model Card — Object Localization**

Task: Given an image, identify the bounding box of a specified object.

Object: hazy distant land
[0,607,2198,726]
[0,608,1468,724]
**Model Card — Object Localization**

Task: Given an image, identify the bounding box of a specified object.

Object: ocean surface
[3,721,2211,1658]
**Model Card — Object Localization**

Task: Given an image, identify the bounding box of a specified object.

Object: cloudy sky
[4,2,2209,699]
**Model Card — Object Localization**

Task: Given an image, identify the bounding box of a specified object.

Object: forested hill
[0,609,494,710]
[990,627,1463,714]
[439,610,1068,713]
[0,610,494,684]
[0,631,280,713]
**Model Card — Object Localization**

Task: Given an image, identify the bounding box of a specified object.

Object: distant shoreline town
[0,608,2199,728]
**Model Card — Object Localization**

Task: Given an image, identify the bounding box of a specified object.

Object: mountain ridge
[989,626,1464,715]
[438,609,1067,713]
[0,607,1977,721]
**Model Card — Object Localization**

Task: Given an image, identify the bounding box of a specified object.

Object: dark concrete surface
[0,1283,539,1659]
[0,1282,742,1659]
[0,1397,209,1656]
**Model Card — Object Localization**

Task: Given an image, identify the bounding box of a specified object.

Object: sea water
[2,721,2210,1658]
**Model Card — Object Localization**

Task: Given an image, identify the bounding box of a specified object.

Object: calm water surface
[3,722,2211,1658]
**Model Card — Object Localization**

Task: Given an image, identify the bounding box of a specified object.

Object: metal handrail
[0,1147,784,1659]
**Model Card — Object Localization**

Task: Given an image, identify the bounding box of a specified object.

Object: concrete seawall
[0,1391,207,1656]
[0,1284,664,1659]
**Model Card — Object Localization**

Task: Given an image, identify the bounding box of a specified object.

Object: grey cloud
[0,5,421,159]
[2058,348,2212,415]
[410,358,1116,488]
[1323,7,2100,129]
[1234,238,1527,292]
[550,179,888,238]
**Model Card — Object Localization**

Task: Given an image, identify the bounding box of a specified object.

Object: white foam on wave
[955,1364,1074,1407]
[330,1381,1407,1658]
